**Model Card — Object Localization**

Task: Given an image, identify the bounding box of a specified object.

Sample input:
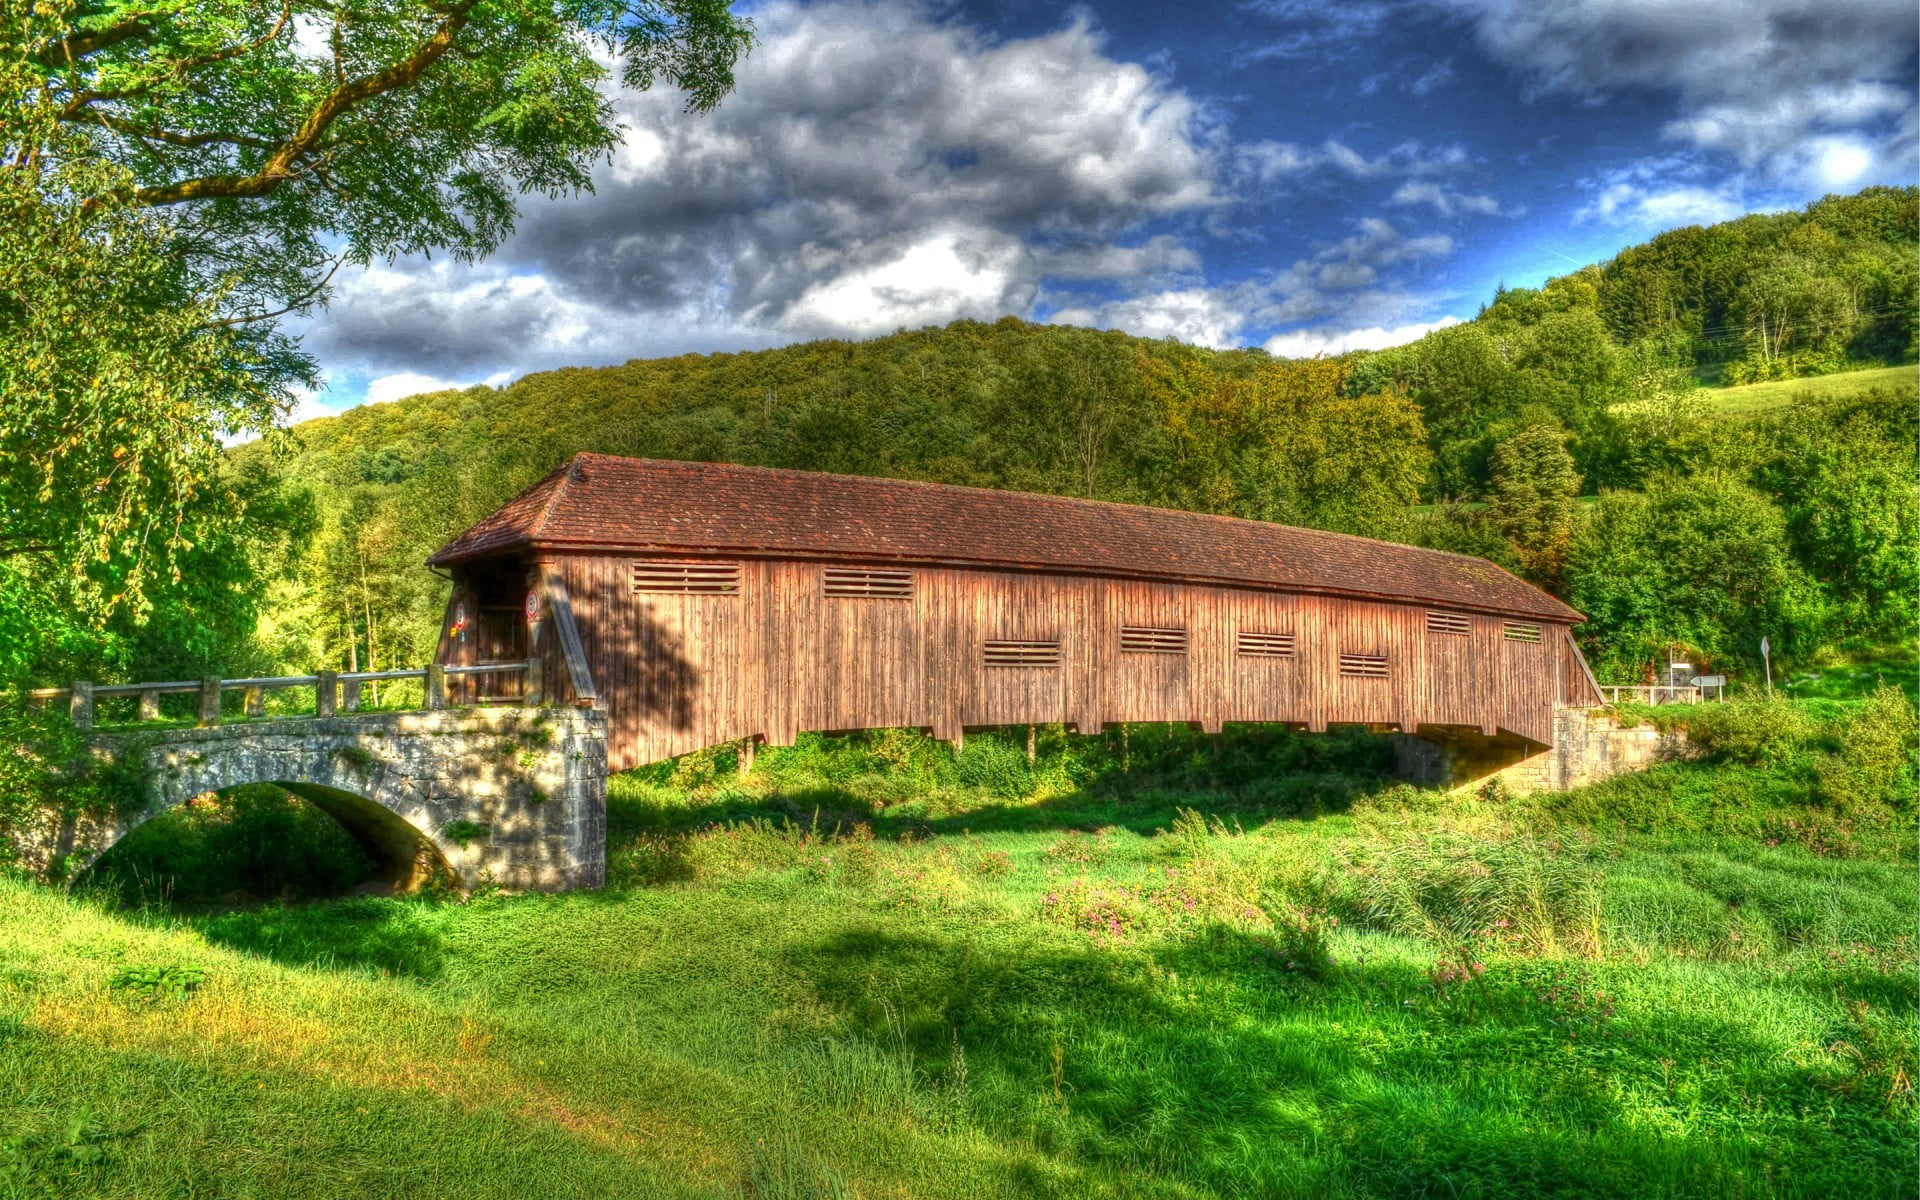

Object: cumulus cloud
[1263,316,1462,358]
[297,0,1483,397]
[300,0,1253,382]
[361,372,478,406]
[1439,0,1917,186]
[519,1,1222,331]
[1050,285,1261,349]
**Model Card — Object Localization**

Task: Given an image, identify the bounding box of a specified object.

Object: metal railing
[26,660,544,731]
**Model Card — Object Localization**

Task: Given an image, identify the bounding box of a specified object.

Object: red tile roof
[430,454,1583,622]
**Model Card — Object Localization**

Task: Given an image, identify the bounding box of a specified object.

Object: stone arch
[75,779,457,895]
[26,708,609,892]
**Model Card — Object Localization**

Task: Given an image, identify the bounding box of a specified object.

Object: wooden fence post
[738,735,756,777]
[426,663,447,711]
[244,686,264,719]
[137,689,160,721]
[316,671,338,718]
[197,677,222,726]
[70,682,93,732]
[523,657,544,707]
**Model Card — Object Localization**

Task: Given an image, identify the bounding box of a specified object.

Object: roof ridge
[433,452,1582,622]
[566,453,1517,569]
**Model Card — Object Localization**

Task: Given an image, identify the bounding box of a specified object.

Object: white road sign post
[1760,636,1772,696]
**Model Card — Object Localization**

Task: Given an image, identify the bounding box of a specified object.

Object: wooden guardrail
[26,660,544,731]
[1600,684,1703,706]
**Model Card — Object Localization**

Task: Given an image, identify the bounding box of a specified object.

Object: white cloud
[1050,286,1255,349]
[363,372,472,406]
[301,0,1240,388]
[1573,160,1752,227]
[1264,316,1461,358]
[1390,181,1506,218]
[1239,137,1468,185]
[777,228,1032,336]
[1440,0,1917,187]
[1048,216,1461,349]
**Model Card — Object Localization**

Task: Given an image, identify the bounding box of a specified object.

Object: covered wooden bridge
[431,454,1603,776]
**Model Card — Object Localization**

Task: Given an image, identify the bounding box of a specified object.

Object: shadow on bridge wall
[576,568,701,761]
[23,708,607,894]
[278,782,454,890]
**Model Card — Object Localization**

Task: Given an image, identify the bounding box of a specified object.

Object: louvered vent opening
[1426,611,1470,636]
[1338,652,1389,678]
[632,561,741,594]
[1503,622,1543,643]
[984,640,1061,668]
[824,567,913,599]
[1120,626,1188,654]
[1237,631,1296,658]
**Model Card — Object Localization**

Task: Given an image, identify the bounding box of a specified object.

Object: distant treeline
[28,187,1917,693]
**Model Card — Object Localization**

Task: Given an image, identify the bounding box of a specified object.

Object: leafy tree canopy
[0,0,751,677]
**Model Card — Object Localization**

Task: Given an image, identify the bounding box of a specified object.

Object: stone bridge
[26,707,607,892]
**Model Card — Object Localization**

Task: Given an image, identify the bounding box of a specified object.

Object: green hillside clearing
[1694,365,1917,415]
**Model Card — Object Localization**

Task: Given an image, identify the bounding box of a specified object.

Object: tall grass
[9,709,1914,1198]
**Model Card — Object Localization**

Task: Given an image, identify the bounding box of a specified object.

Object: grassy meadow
[1690,364,1917,416]
[4,706,1916,1199]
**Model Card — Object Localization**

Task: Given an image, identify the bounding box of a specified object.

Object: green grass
[1778,646,1920,704]
[5,722,1916,1199]
[1692,364,1916,416]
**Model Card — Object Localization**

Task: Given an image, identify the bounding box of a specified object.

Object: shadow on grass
[613,722,1399,842]
[189,897,452,980]
[780,921,1909,1199]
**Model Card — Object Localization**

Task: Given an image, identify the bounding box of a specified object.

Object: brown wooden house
[429,454,1602,773]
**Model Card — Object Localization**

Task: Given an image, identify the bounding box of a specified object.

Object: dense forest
[14,186,1916,698]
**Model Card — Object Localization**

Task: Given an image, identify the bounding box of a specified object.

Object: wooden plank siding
[473,552,1589,773]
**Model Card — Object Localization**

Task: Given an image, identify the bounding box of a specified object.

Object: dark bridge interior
[79,783,452,907]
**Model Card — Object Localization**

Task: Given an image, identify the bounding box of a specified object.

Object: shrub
[439,819,490,848]
[953,734,1032,799]
[1818,685,1918,815]
[1665,698,1819,765]
[1041,830,1112,866]
[1254,896,1337,980]
[109,963,205,1004]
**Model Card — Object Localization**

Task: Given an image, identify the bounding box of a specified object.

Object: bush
[1819,685,1919,815]
[109,963,205,1004]
[953,734,1032,799]
[1664,698,1820,765]
[1255,896,1337,979]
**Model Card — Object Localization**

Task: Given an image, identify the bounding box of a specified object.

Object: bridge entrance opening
[77,782,454,908]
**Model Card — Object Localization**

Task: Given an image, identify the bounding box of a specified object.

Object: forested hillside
[30,187,1919,694]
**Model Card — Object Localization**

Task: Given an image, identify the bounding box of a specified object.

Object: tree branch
[207,256,347,327]
[34,16,156,66]
[87,112,277,151]
[132,3,477,208]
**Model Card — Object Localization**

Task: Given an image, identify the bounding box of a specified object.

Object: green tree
[2,0,752,666]
[1566,475,1827,679]
[1485,425,1581,588]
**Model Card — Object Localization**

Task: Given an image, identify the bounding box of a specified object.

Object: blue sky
[290,0,1918,416]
